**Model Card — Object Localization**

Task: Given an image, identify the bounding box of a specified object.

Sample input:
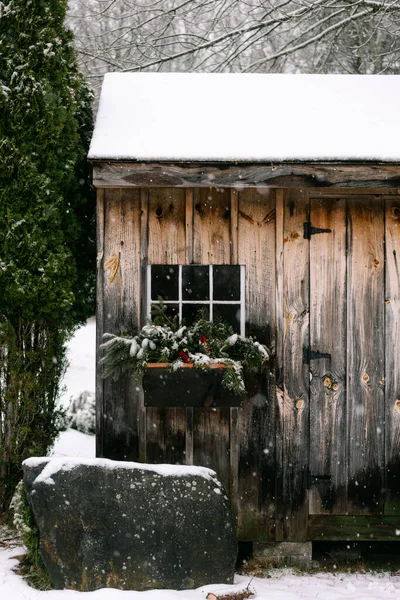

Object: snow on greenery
[65,391,95,434]
[101,301,269,396]
[0,0,94,512]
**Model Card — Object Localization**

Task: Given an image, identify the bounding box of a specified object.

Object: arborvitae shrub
[0,0,95,511]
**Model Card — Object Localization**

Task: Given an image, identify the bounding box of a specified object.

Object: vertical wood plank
[192,188,231,494]
[148,188,187,264]
[309,197,347,515]
[185,189,194,264]
[347,197,385,514]
[145,409,186,465]
[139,189,149,327]
[236,188,277,541]
[385,198,400,515]
[146,188,187,465]
[138,189,149,462]
[280,188,310,541]
[230,189,239,524]
[230,189,239,264]
[193,188,231,264]
[275,189,284,542]
[102,188,141,461]
[185,189,194,465]
[96,189,105,457]
[193,408,231,493]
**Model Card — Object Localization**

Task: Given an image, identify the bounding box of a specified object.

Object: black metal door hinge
[303,347,331,364]
[302,469,332,489]
[304,222,332,239]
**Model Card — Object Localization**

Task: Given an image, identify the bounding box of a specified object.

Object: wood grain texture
[96,189,105,457]
[138,189,149,462]
[308,515,400,541]
[346,197,385,514]
[145,407,187,464]
[185,189,194,465]
[274,190,285,542]
[193,188,231,264]
[309,197,347,515]
[147,188,186,263]
[193,407,231,493]
[279,188,310,541]
[230,189,239,264]
[146,188,187,464]
[185,189,194,264]
[229,189,239,526]
[311,189,400,198]
[101,188,141,460]
[384,199,400,515]
[236,188,277,541]
[92,162,400,189]
[192,188,231,498]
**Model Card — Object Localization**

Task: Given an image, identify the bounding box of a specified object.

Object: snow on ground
[2,320,400,599]
[1,545,400,600]
[51,427,95,458]
[59,316,96,409]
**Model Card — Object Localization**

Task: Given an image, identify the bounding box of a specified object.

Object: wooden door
[307,194,400,541]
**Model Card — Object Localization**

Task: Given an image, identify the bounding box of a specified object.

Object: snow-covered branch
[67,0,400,93]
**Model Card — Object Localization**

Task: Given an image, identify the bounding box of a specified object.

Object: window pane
[213,265,240,300]
[182,304,209,326]
[151,302,179,322]
[213,304,241,333]
[182,265,209,300]
[151,265,178,300]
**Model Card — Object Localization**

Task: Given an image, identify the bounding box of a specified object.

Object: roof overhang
[91,160,400,189]
[89,73,400,168]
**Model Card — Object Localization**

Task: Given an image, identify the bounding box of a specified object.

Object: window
[147,264,245,334]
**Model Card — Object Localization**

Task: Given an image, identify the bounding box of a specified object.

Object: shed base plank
[308,516,400,541]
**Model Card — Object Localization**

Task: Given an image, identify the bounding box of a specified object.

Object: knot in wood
[362,373,369,383]
[396,400,400,411]
[296,399,304,410]
[323,377,332,388]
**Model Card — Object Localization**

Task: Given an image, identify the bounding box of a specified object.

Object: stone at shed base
[253,542,312,568]
[23,457,237,591]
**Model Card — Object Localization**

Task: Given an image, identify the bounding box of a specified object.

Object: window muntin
[147,264,245,334]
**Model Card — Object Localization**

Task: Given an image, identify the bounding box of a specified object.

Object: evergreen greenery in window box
[101,302,269,407]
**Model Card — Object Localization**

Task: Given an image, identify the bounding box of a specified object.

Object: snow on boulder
[22,457,237,591]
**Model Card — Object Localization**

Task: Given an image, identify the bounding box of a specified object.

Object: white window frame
[147,264,246,335]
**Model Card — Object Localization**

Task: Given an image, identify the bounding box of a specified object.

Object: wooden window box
[142,363,243,408]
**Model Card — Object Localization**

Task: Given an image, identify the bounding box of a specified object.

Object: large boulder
[22,457,237,591]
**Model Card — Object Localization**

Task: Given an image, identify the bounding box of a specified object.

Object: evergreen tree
[0,0,95,511]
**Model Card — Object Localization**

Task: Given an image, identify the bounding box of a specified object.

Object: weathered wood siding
[308,196,347,516]
[97,187,400,541]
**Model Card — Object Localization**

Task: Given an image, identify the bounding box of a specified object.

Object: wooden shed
[89,73,400,546]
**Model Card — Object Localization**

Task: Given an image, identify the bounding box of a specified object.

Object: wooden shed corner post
[97,187,143,461]
[96,188,105,458]
[385,197,400,517]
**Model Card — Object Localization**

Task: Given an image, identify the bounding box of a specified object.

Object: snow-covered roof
[88,73,400,163]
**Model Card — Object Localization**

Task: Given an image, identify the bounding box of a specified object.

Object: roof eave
[90,160,400,190]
